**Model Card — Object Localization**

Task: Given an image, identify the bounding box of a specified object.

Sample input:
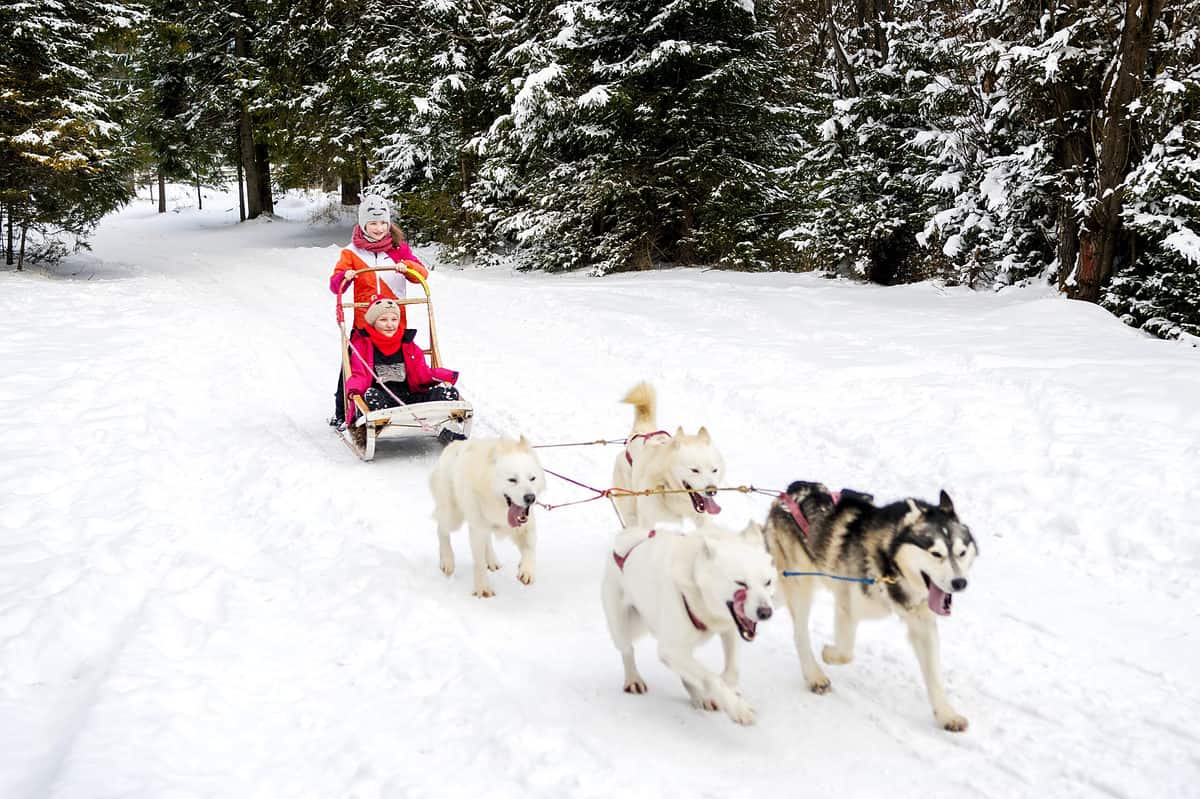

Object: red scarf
[365,324,405,356]
[353,224,393,253]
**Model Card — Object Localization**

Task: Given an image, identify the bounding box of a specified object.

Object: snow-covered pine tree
[131,0,232,212]
[1105,6,1200,339]
[371,0,523,245]
[0,0,141,266]
[257,0,390,201]
[465,0,795,273]
[910,0,1063,288]
[780,1,957,283]
[154,0,277,217]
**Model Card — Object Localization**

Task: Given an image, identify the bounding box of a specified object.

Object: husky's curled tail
[621,382,657,435]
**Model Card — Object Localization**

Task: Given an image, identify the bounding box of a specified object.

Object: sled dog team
[429,382,980,732]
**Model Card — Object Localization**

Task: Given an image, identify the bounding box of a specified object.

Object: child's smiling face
[373,310,400,335]
[363,220,390,241]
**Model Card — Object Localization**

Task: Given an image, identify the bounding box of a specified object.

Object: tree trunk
[196,176,202,210]
[17,222,27,272]
[1071,0,1164,302]
[340,166,360,205]
[238,108,262,219]
[158,168,166,214]
[255,141,273,216]
[360,156,370,189]
[5,205,12,266]
[824,0,860,96]
[236,144,246,221]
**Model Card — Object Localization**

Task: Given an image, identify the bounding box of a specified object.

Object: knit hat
[364,296,402,326]
[358,194,391,227]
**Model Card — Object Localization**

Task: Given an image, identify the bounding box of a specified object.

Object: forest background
[2,0,1197,339]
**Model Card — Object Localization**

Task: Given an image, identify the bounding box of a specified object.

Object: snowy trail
[1,191,1198,798]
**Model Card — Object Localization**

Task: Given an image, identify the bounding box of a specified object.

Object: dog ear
[905,498,922,519]
[696,426,711,443]
[741,521,766,548]
[517,435,530,450]
[938,490,955,514]
[673,426,684,445]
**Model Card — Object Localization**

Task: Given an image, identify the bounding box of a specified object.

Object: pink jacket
[346,329,459,398]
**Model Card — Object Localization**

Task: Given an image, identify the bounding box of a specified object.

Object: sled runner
[337,266,473,461]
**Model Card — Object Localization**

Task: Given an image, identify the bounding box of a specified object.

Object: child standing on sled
[330,193,428,425]
[346,296,461,420]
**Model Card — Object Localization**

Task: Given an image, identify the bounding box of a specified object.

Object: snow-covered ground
[2,186,1198,798]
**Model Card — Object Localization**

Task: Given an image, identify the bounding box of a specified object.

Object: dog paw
[821,645,853,665]
[939,713,969,733]
[439,557,454,577]
[692,697,721,712]
[726,700,757,726]
[486,560,501,572]
[807,676,832,694]
[517,565,534,585]
[623,680,648,695]
[472,586,495,598]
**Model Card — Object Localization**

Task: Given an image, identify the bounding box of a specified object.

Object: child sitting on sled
[345,297,460,418]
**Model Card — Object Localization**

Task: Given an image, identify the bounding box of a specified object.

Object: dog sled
[337,266,473,461]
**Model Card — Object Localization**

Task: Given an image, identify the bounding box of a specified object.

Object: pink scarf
[353,224,393,253]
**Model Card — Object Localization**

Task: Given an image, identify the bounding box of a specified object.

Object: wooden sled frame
[337,266,474,461]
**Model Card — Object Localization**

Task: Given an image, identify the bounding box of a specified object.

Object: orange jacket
[330,243,429,329]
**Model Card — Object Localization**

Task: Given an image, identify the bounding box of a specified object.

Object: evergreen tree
[783,5,954,283]
[258,0,386,200]
[0,0,141,266]
[1105,9,1200,339]
[131,0,231,212]
[372,0,522,243]
[465,0,795,273]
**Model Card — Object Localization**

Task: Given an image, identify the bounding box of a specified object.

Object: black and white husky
[763,481,979,731]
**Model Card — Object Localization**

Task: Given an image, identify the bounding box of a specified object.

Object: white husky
[429,436,547,598]
[611,382,725,528]
[601,521,776,725]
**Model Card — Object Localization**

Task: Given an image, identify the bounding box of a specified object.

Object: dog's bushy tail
[621,382,657,433]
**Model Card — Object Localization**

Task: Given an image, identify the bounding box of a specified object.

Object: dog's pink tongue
[703,495,721,514]
[507,504,528,528]
[927,582,952,616]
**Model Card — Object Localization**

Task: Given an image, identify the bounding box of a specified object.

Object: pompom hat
[358,194,391,227]
[364,296,402,326]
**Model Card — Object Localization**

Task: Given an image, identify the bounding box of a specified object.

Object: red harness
[681,594,708,632]
[612,529,656,571]
[611,529,708,633]
[624,429,671,465]
[778,490,841,538]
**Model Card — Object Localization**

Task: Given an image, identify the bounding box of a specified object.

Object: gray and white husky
[764,481,979,731]
[601,521,775,725]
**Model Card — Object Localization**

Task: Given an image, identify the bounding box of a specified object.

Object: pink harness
[624,430,671,466]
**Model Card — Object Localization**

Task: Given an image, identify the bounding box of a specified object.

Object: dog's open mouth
[922,573,953,617]
[727,589,757,642]
[683,481,721,515]
[504,495,529,527]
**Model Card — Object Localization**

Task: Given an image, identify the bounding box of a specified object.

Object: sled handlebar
[336,266,430,323]
[336,264,446,370]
